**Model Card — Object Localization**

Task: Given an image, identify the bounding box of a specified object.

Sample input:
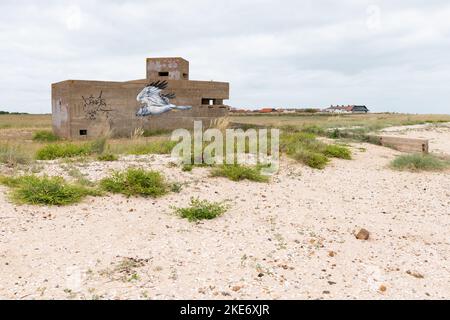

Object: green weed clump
[35,137,108,160]
[100,168,168,197]
[36,143,91,160]
[0,175,100,205]
[173,198,228,222]
[182,164,193,172]
[97,153,118,161]
[292,150,329,169]
[32,130,59,142]
[390,154,449,172]
[211,164,269,182]
[324,144,352,160]
[280,130,352,169]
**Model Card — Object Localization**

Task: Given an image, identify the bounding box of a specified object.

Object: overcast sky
[1,0,450,114]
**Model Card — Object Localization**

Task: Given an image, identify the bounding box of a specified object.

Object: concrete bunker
[52,57,230,139]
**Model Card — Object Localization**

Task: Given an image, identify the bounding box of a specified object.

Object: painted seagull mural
[136,80,192,116]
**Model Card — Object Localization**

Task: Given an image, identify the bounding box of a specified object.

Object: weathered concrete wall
[51,81,71,138]
[52,79,229,139]
[147,57,189,80]
[52,57,230,139]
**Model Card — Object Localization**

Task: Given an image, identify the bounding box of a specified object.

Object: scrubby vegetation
[142,129,172,137]
[32,130,59,142]
[280,130,352,169]
[35,138,107,160]
[390,154,449,171]
[182,164,193,172]
[300,125,326,136]
[0,175,100,205]
[97,153,118,161]
[36,143,92,160]
[324,144,352,160]
[100,168,168,197]
[291,150,329,169]
[0,144,32,166]
[173,198,228,222]
[211,164,269,182]
[34,137,174,161]
[231,113,450,132]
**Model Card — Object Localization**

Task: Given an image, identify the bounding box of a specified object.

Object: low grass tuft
[100,168,168,197]
[324,144,352,160]
[32,130,59,142]
[211,164,269,182]
[142,129,172,137]
[173,197,228,222]
[182,164,193,172]
[390,154,449,172]
[292,150,329,169]
[97,153,118,161]
[0,175,100,205]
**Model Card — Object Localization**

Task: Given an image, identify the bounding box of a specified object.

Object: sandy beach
[0,124,449,300]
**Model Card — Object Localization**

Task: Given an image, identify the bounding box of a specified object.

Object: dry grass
[0,113,448,170]
[230,113,450,130]
[0,114,52,130]
[0,115,53,162]
[106,137,176,155]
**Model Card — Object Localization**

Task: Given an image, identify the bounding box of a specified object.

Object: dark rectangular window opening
[182,73,188,79]
[158,71,169,77]
[79,129,87,136]
[202,98,214,106]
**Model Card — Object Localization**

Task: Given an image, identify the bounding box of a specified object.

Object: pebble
[355,228,370,240]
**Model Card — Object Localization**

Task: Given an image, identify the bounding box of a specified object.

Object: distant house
[324,105,350,113]
[351,105,369,113]
[230,108,251,114]
[324,105,369,113]
[260,108,277,113]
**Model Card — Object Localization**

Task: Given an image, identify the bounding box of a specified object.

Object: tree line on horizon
[0,111,29,115]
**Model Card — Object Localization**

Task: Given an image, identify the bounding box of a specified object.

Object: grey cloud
[0,0,449,114]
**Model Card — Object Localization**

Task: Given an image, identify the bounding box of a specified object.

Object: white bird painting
[136,80,192,116]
